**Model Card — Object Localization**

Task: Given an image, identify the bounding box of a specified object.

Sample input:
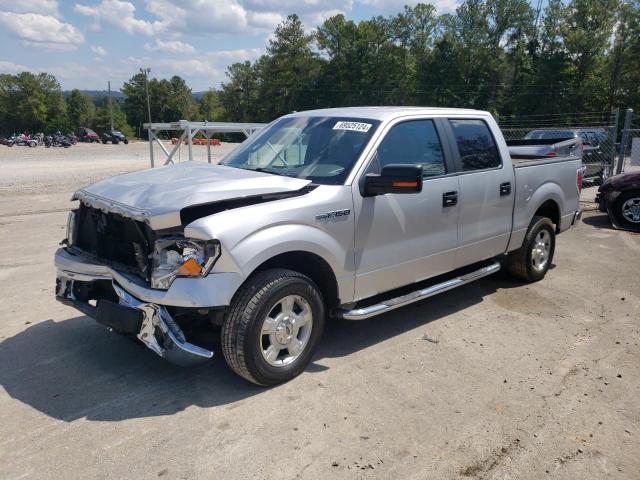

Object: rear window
[449,119,501,171]
[542,130,574,139]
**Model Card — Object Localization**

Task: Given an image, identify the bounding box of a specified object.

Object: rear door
[443,118,515,268]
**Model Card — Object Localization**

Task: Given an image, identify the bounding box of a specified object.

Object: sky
[0,0,462,92]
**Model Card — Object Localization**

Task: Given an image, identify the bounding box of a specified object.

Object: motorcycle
[9,133,38,147]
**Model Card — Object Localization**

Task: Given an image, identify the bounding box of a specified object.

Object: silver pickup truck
[55,107,583,385]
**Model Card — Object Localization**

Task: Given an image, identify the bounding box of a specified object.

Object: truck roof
[287,106,489,121]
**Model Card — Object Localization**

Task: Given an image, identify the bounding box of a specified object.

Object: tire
[221,268,325,386]
[506,216,556,282]
[612,190,640,231]
[102,140,107,144]
[123,139,129,144]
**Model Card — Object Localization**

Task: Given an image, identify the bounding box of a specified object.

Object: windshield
[221,116,380,185]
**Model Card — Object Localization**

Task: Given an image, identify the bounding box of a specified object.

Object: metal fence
[616,109,640,176]
[497,110,619,203]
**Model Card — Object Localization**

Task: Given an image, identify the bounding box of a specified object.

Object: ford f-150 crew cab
[55,107,584,385]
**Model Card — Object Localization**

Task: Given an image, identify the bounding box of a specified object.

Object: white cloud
[357,0,459,13]
[0,0,60,17]
[45,61,130,89]
[142,0,346,37]
[125,48,263,89]
[0,60,30,73]
[90,45,107,56]
[0,12,84,51]
[144,39,196,54]
[144,0,250,35]
[75,0,164,35]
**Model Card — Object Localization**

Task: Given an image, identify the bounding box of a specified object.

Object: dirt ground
[0,142,638,480]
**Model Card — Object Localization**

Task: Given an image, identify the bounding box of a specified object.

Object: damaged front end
[56,275,214,366]
[56,201,219,366]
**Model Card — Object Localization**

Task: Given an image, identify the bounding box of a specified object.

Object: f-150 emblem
[315,209,351,221]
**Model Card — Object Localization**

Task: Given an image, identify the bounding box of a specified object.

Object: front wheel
[506,216,556,282]
[613,191,640,231]
[123,138,129,144]
[221,268,325,386]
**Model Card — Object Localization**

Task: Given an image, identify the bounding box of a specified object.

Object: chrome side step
[338,261,501,321]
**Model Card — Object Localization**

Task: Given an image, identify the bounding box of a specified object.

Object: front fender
[229,223,354,302]
[184,184,356,303]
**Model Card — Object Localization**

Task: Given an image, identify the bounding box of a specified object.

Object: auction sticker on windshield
[333,121,372,133]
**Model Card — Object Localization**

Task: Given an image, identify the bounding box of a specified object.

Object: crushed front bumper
[55,248,215,366]
[55,247,243,308]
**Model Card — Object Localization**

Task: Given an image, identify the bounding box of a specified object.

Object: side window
[376,120,446,177]
[449,119,501,171]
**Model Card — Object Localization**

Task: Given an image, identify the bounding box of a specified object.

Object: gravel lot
[0,142,638,479]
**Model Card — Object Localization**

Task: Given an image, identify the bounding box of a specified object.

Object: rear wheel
[506,216,555,282]
[221,268,325,386]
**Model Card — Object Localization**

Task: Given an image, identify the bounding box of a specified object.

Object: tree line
[218,0,639,122]
[1,0,638,137]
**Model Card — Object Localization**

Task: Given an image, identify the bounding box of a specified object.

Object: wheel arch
[248,251,340,309]
[533,199,561,233]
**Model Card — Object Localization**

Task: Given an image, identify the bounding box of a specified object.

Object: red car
[79,127,100,143]
[596,171,640,231]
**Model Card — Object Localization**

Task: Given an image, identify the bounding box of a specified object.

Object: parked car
[596,171,640,231]
[55,107,583,385]
[102,130,128,144]
[524,128,610,183]
[79,127,100,143]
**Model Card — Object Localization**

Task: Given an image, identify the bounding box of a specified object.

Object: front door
[352,118,460,301]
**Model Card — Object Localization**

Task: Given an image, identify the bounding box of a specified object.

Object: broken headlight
[150,238,220,290]
[66,211,77,245]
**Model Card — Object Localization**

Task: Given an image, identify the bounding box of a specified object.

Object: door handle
[443,191,458,207]
[500,182,511,196]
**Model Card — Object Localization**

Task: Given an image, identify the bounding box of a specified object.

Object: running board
[338,261,501,321]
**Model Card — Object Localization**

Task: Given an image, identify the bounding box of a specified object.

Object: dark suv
[102,130,129,145]
[525,128,610,183]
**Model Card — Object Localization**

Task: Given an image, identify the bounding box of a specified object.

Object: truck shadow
[581,213,614,230]
[0,276,520,423]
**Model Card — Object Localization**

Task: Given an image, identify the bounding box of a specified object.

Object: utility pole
[140,67,152,124]
[107,81,113,131]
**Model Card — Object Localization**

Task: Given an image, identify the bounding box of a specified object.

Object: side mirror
[363,164,423,197]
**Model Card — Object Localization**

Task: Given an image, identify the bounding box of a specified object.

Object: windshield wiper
[237,166,287,177]
[254,167,287,176]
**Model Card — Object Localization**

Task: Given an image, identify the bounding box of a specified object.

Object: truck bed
[511,155,582,167]
[506,137,581,162]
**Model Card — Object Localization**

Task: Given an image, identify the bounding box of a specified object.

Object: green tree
[219,61,261,121]
[94,97,134,137]
[0,72,67,133]
[122,73,152,136]
[66,89,96,131]
[198,89,225,120]
[257,14,322,117]
[562,0,620,111]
